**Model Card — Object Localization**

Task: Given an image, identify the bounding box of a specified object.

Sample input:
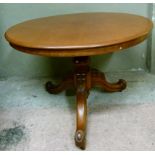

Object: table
[5,12,153,150]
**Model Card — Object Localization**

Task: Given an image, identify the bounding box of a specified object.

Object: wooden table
[5,12,153,150]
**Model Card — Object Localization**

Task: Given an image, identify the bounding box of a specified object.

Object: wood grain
[45,56,127,149]
[5,12,153,57]
[4,12,153,150]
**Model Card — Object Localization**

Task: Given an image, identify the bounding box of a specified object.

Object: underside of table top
[5,12,153,57]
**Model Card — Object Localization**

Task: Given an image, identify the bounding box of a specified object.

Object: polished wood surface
[5,12,153,57]
[4,12,153,150]
[45,57,127,149]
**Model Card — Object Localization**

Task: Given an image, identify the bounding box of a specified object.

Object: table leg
[73,57,91,150]
[45,56,127,150]
[75,90,87,150]
[45,74,74,94]
[91,69,127,92]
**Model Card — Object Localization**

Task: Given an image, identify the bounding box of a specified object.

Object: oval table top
[5,12,153,57]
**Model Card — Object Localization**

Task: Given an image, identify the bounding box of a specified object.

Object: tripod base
[45,56,126,150]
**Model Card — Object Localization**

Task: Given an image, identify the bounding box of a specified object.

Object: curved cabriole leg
[91,70,127,92]
[75,91,87,150]
[74,57,91,150]
[45,74,74,94]
[45,56,127,150]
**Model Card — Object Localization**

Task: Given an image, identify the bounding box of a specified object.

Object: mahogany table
[5,12,153,150]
